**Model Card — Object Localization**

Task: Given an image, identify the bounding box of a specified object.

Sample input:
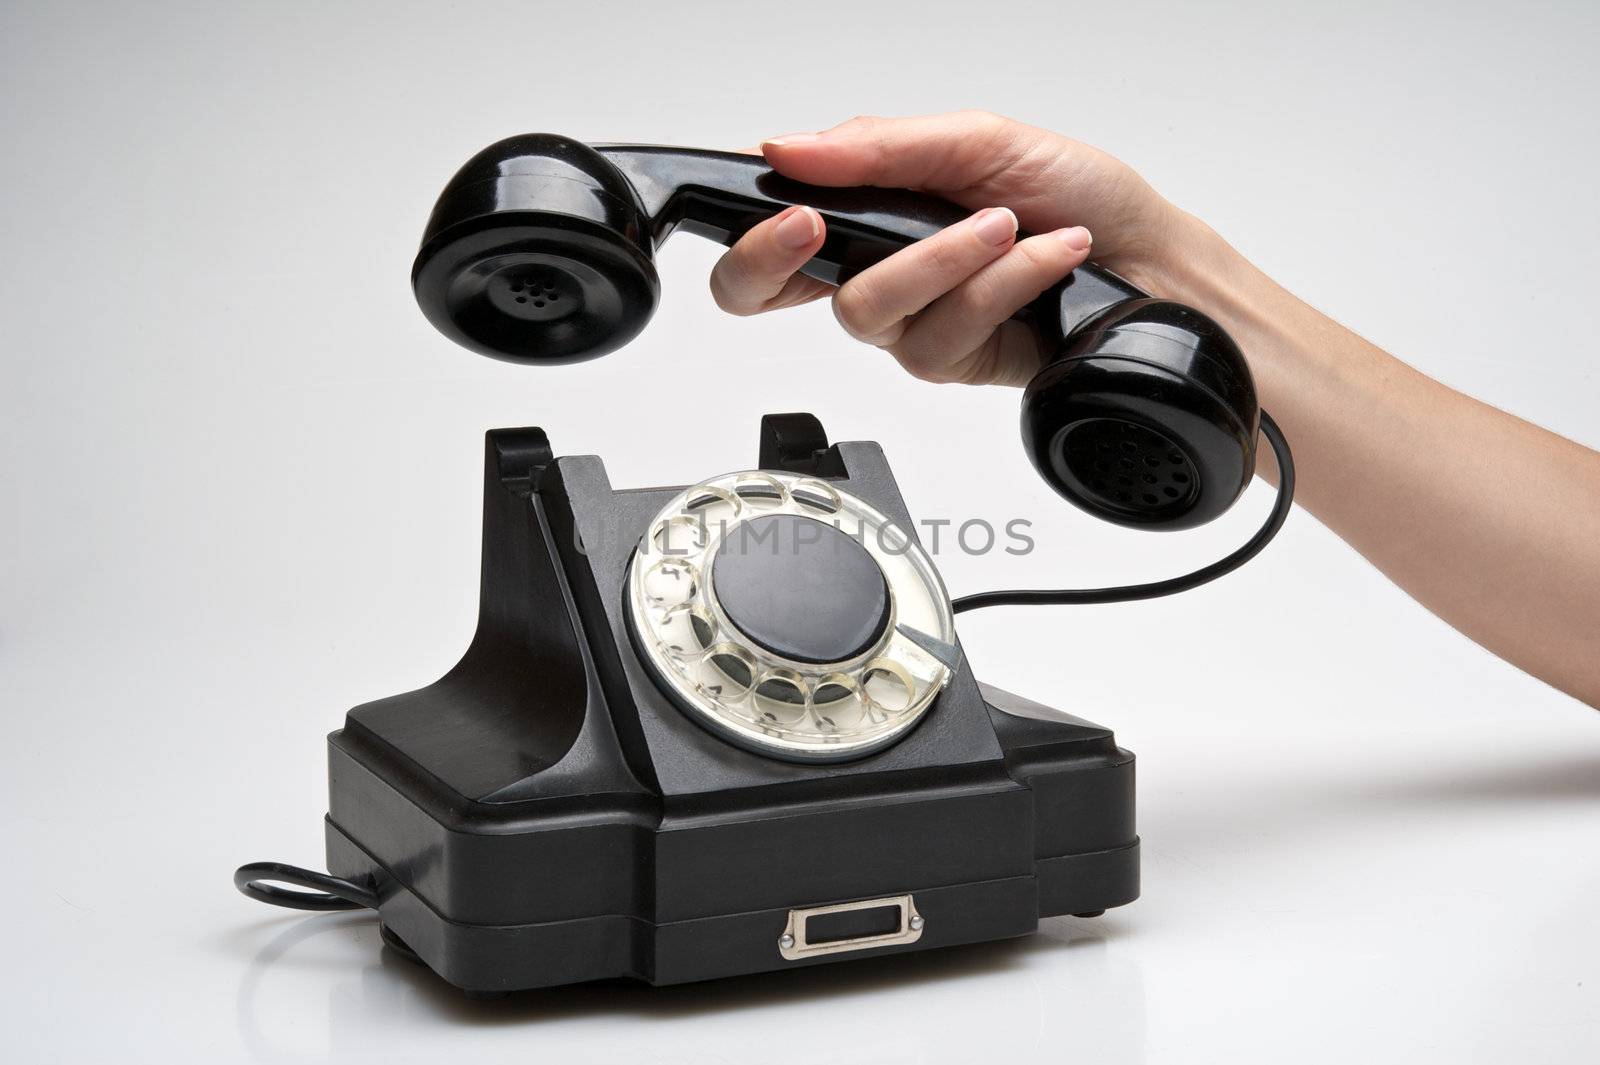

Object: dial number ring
[626,470,957,763]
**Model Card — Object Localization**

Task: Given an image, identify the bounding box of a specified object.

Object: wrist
[1094,208,1283,341]
[1118,210,1359,485]
[1127,210,1346,409]
[1139,212,1281,339]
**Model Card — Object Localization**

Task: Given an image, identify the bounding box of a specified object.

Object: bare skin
[708,111,1600,709]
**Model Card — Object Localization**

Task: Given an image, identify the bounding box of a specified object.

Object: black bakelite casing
[325,415,1138,994]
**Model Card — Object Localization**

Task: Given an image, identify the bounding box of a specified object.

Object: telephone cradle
[322,413,1138,996]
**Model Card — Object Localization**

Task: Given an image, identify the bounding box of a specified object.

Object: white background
[3,1,1597,1061]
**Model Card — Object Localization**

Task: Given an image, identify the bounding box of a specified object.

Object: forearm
[1153,214,1600,707]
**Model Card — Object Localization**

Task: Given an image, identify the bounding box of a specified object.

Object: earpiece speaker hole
[1060,418,1201,521]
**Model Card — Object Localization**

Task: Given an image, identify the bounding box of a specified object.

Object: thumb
[759,112,1049,203]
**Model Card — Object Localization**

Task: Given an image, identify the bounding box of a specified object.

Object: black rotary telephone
[235,135,1293,997]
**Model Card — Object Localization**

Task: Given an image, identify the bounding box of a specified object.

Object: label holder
[778,894,925,960]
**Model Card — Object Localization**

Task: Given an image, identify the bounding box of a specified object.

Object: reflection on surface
[235,912,1147,1064]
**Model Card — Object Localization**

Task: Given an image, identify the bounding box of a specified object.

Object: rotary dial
[626,470,957,763]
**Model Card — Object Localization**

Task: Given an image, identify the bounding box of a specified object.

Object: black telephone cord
[953,411,1294,613]
[233,861,376,911]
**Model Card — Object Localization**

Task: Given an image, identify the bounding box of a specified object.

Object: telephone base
[323,415,1139,994]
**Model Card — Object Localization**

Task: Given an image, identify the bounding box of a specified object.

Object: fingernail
[763,132,820,147]
[1057,226,1092,252]
[774,206,821,250]
[973,207,1018,246]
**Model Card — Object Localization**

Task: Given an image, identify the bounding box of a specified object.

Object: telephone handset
[411,134,1277,533]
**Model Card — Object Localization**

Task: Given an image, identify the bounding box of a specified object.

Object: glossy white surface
[3,1,1596,1061]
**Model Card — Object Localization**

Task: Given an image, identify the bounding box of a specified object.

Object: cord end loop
[234,861,377,911]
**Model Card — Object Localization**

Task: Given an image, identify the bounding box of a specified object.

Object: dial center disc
[710,514,890,665]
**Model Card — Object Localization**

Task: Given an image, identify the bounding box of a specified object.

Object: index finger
[708,205,828,316]
[759,111,1047,198]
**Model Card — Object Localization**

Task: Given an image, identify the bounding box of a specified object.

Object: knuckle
[908,362,961,385]
[708,265,756,315]
[831,283,881,338]
[1013,237,1067,275]
[922,235,972,277]
[907,335,1002,387]
[941,282,993,326]
[891,344,961,384]
[706,273,738,313]
[959,331,1009,385]
[830,114,880,139]
[957,109,1009,139]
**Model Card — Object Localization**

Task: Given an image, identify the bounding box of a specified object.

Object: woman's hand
[711,110,1600,710]
[708,111,1193,386]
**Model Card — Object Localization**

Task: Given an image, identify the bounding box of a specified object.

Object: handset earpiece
[412,135,661,364]
[413,134,1263,530]
[1022,297,1258,531]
